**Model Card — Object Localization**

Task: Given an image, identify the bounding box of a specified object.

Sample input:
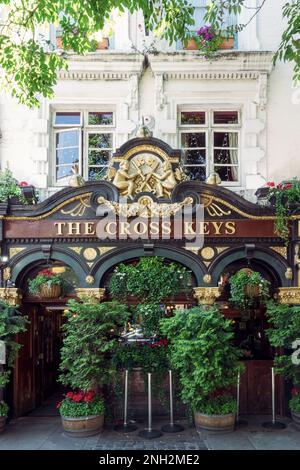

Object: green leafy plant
[229,270,270,310]
[186,25,225,58]
[0,400,9,417]
[28,268,67,296]
[58,390,105,418]
[160,306,243,414]
[197,395,237,416]
[266,301,300,412]
[0,169,26,204]
[289,391,300,413]
[59,300,130,392]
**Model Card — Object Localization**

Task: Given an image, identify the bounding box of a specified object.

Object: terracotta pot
[61,414,104,437]
[39,284,61,299]
[56,37,63,49]
[291,411,300,430]
[219,37,234,50]
[0,416,6,433]
[97,38,109,50]
[184,39,198,50]
[194,412,235,434]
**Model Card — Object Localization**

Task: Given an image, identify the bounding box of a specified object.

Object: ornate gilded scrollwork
[75,288,106,303]
[276,287,300,305]
[201,195,232,217]
[193,287,221,305]
[61,196,91,217]
[0,288,23,306]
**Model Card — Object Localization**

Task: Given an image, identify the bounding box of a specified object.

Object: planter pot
[61,414,104,437]
[194,411,235,434]
[0,416,6,433]
[184,39,198,50]
[56,37,63,49]
[39,284,61,299]
[97,38,109,50]
[219,36,234,50]
[291,411,300,430]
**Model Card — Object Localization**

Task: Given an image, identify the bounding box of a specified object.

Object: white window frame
[84,130,114,181]
[178,107,241,187]
[53,127,82,187]
[179,129,208,180]
[85,110,115,129]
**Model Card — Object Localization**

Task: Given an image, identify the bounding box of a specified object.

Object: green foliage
[28,268,66,296]
[135,303,165,336]
[268,180,300,242]
[160,306,243,413]
[0,400,9,417]
[0,301,28,390]
[266,301,300,387]
[229,270,270,310]
[112,339,169,371]
[290,393,300,413]
[58,300,130,391]
[0,168,26,204]
[58,395,105,418]
[196,395,237,415]
[109,257,190,303]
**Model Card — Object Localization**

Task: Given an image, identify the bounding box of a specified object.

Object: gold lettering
[133,221,148,236]
[162,221,172,235]
[211,222,223,235]
[198,222,210,235]
[67,222,81,235]
[184,222,196,236]
[54,222,66,236]
[119,222,131,236]
[106,222,117,236]
[149,221,159,236]
[225,221,236,235]
[84,222,95,235]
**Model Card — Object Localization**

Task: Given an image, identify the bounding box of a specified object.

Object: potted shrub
[229,269,270,310]
[0,401,9,433]
[58,299,130,437]
[266,301,300,430]
[0,301,28,433]
[0,168,26,205]
[28,268,65,298]
[160,306,243,434]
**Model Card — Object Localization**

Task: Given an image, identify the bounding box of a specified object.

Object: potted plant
[0,401,9,433]
[184,25,233,55]
[58,299,130,437]
[266,301,300,430]
[0,301,28,433]
[160,306,243,434]
[229,269,270,310]
[0,168,27,205]
[28,268,65,298]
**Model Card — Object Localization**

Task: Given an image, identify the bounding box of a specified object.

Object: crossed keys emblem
[131,159,160,193]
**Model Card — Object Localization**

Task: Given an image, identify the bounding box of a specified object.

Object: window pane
[213,111,239,125]
[56,130,79,148]
[56,148,79,165]
[88,150,110,166]
[184,166,206,181]
[181,132,206,148]
[88,133,112,149]
[214,132,238,148]
[88,112,113,126]
[55,112,81,125]
[181,111,206,125]
[88,167,108,181]
[184,149,206,165]
[56,165,74,180]
[214,149,238,165]
[214,166,238,182]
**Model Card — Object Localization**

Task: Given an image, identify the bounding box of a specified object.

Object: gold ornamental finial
[68,164,85,187]
[206,172,221,185]
[136,117,153,138]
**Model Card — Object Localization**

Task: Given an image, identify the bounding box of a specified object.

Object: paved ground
[0,415,299,450]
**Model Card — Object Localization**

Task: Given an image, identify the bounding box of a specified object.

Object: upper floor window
[53,109,114,186]
[179,109,240,185]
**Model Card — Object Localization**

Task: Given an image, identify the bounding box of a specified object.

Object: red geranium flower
[20,181,28,187]
[72,391,85,402]
[267,181,275,187]
[56,402,62,409]
[66,392,74,399]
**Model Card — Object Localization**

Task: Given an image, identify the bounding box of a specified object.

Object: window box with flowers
[28,269,66,298]
[184,25,234,55]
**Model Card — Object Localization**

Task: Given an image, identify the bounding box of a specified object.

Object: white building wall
[0,2,299,201]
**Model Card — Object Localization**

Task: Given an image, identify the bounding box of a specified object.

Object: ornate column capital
[75,288,106,303]
[276,287,300,305]
[193,287,221,306]
[0,288,23,306]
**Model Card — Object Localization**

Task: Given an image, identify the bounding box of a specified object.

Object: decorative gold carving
[61,196,91,217]
[0,288,23,306]
[203,261,211,268]
[193,287,221,305]
[184,246,199,255]
[68,164,85,187]
[285,268,293,280]
[99,247,116,255]
[203,274,212,284]
[113,145,178,164]
[200,247,215,261]
[201,195,231,217]
[216,247,229,254]
[85,275,95,285]
[83,248,98,261]
[3,267,11,282]
[206,172,221,185]
[86,262,94,268]
[277,287,300,305]
[75,288,106,303]
[270,246,287,259]
[70,247,82,255]
[97,196,193,218]
[9,247,25,258]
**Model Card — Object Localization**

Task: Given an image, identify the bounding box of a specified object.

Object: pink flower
[267,181,275,187]
[20,181,28,187]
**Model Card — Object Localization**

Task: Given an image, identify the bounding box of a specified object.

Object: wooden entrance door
[13,304,64,417]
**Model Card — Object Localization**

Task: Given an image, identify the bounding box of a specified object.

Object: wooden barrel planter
[194,412,235,434]
[0,416,6,433]
[39,284,61,298]
[291,411,300,430]
[61,414,104,438]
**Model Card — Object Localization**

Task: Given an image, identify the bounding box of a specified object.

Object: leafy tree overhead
[0,1,299,108]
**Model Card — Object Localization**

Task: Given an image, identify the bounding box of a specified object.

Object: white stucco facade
[0,0,299,202]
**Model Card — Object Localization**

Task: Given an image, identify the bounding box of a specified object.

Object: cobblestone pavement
[0,415,299,450]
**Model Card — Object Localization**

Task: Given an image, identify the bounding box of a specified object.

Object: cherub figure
[152,161,177,198]
[112,160,141,197]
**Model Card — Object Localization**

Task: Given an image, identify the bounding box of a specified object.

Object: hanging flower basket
[28,269,65,298]
[39,283,61,299]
